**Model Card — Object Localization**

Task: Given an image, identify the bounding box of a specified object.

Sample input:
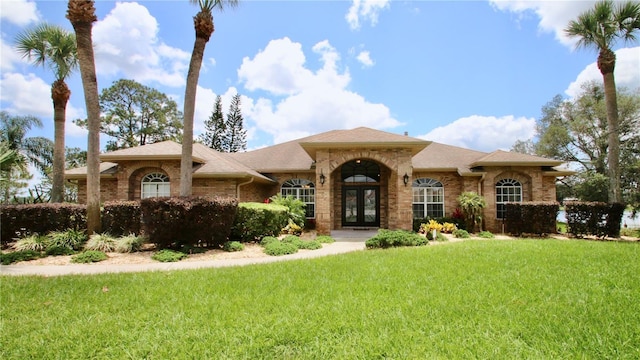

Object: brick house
[66,127,572,234]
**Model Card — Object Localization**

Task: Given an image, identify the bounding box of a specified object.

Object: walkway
[0,230,376,277]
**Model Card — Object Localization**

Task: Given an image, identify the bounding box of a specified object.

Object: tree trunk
[68,0,101,234]
[51,80,70,203]
[180,35,208,196]
[598,48,622,203]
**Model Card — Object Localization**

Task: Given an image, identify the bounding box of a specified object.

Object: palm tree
[66,0,102,234]
[15,23,78,203]
[0,112,54,203]
[180,0,238,196]
[565,0,640,203]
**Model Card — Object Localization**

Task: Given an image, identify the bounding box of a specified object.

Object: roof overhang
[299,141,431,158]
[99,154,206,164]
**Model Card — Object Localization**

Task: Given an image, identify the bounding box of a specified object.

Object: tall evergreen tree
[199,95,226,151]
[225,93,246,153]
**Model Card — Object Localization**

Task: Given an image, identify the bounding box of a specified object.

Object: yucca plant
[84,233,117,252]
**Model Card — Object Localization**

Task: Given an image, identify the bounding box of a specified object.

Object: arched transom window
[141,173,170,199]
[281,179,315,218]
[412,178,444,219]
[496,178,522,219]
[341,160,380,183]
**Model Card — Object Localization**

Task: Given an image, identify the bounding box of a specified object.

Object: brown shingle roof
[99,141,206,163]
[412,142,487,174]
[471,150,563,167]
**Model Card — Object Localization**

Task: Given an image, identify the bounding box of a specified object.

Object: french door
[342,186,380,227]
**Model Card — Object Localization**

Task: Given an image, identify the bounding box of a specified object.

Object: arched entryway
[340,159,381,227]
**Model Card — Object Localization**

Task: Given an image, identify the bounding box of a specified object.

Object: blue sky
[1,0,639,154]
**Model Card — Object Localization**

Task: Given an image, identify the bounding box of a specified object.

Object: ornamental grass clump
[84,233,117,252]
[48,229,87,251]
[114,234,146,253]
[13,234,49,252]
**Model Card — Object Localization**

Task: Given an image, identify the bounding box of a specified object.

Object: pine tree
[225,93,247,153]
[199,95,226,151]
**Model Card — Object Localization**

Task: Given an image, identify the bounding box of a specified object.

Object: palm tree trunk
[598,48,622,203]
[51,80,70,203]
[67,0,101,234]
[180,36,208,196]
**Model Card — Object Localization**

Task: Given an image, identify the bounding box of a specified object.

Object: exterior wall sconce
[320,172,325,185]
[403,173,410,186]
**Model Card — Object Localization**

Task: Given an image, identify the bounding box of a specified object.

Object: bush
[426,231,448,242]
[260,236,279,246]
[269,194,306,228]
[141,196,238,249]
[223,241,244,252]
[13,234,49,252]
[71,251,107,263]
[420,219,443,233]
[85,234,117,252]
[282,220,303,235]
[102,201,141,236]
[45,246,76,256]
[1,250,42,265]
[152,249,187,262]
[298,240,322,250]
[230,202,289,242]
[505,202,559,236]
[441,222,458,233]
[114,234,146,253]
[263,241,298,256]
[1,203,86,246]
[365,230,427,249]
[478,231,495,239]
[315,235,335,244]
[48,229,86,251]
[281,235,304,248]
[565,202,626,239]
[452,229,470,238]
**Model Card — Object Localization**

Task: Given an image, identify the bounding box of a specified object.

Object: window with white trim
[281,179,315,218]
[496,178,522,219]
[412,178,444,219]
[141,173,170,199]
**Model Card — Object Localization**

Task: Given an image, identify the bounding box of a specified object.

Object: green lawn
[2,240,639,359]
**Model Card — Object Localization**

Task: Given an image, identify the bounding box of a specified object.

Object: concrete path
[0,230,376,277]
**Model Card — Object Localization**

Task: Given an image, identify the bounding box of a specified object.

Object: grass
[2,240,639,359]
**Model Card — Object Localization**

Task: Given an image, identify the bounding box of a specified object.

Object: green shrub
[114,234,146,253]
[102,201,141,236]
[1,250,42,265]
[453,229,470,238]
[48,229,86,251]
[230,202,289,242]
[152,249,187,262]
[13,234,49,252]
[315,235,335,244]
[84,233,117,252]
[71,251,107,263]
[223,241,244,252]
[269,194,306,228]
[426,230,448,242]
[298,240,322,250]
[45,246,76,256]
[478,231,495,239]
[0,203,86,246]
[260,236,279,246]
[263,241,298,256]
[365,230,427,249]
[281,235,303,248]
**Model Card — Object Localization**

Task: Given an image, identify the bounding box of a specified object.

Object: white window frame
[496,178,522,219]
[412,178,444,219]
[281,179,315,218]
[141,173,170,199]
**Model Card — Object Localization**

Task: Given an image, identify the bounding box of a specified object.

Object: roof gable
[471,150,563,167]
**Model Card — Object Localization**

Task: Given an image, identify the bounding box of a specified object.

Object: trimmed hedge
[230,202,289,242]
[504,202,559,236]
[102,201,141,236]
[140,196,238,249]
[1,203,86,245]
[565,202,626,239]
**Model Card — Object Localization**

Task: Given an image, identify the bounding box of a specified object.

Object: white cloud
[93,2,189,87]
[0,72,51,117]
[0,0,39,26]
[490,0,595,47]
[346,0,391,30]
[238,37,399,144]
[0,36,23,72]
[565,47,640,98]
[356,50,374,67]
[418,115,536,152]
